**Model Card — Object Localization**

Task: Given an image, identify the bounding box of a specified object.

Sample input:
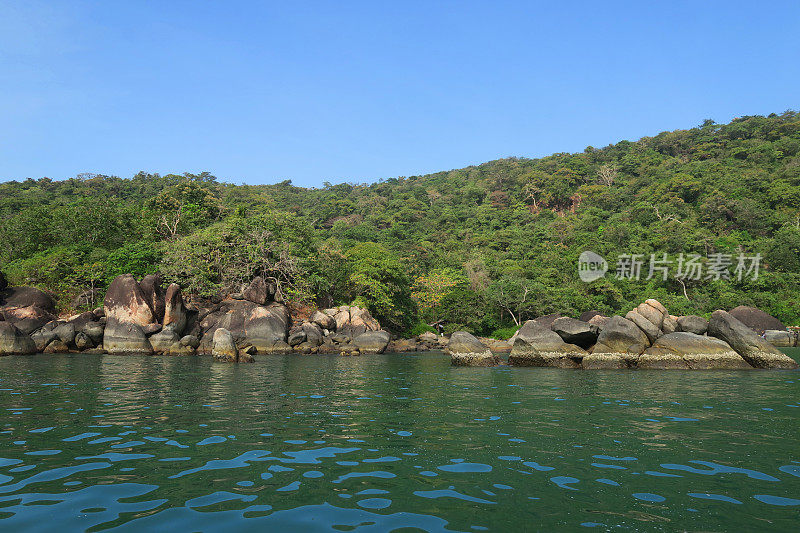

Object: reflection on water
[0,353,798,531]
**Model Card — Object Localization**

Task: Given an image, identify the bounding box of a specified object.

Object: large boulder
[162,283,187,335]
[139,274,166,324]
[763,330,795,348]
[728,305,785,335]
[707,310,798,369]
[103,317,152,355]
[212,328,239,362]
[625,309,661,343]
[583,316,650,369]
[639,332,752,369]
[677,315,708,335]
[354,330,390,354]
[244,304,291,354]
[310,310,335,331]
[550,317,599,349]
[509,320,586,368]
[329,306,381,337]
[242,276,274,305]
[0,286,58,334]
[104,275,155,327]
[447,331,500,366]
[0,322,36,355]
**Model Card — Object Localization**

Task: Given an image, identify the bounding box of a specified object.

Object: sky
[1,1,799,187]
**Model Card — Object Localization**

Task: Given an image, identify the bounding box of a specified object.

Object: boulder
[764,330,795,348]
[588,314,609,330]
[583,316,650,369]
[636,301,665,330]
[139,274,165,324]
[142,323,162,336]
[0,286,58,335]
[728,305,785,335]
[387,338,419,352]
[53,321,76,345]
[677,315,708,335]
[532,313,562,329]
[74,332,94,351]
[579,310,604,322]
[331,306,381,337]
[180,335,200,349]
[103,317,152,355]
[149,328,180,354]
[163,283,188,335]
[354,330,390,354]
[301,322,324,346]
[625,309,661,343]
[43,339,70,353]
[550,317,599,349]
[288,328,307,346]
[244,304,291,354]
[639,332,752,369]
[0,322,36,355]
[509,320,586,368]
[242,276,273,305]
[484,339,513,354]
[707,310,798,369]
[31,325,59,351]
[310,310,335,331]
[81,322,105,345]
[212,328,239,362]
[662,315,679,334]
[418,331,438,343]
[104,275,155,327]
[447,331,500,366]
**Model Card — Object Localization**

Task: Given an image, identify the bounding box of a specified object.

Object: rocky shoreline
[446,299,798,370]
[0,274,798,370]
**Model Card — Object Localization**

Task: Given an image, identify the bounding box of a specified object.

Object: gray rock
[662,315,679,334]
[509,320,586,368]
[677,315,708,335]
[728,305,785,335]
[212,328,238,362]
[550,317,599,349]
[532,313,562,329]
[583,316,650,369]
[139,274,166,324]
[707,310,798,369]
[243,276,271,305]
[625,309,661,343]
[163,283,188,335]
[81,322,105,344]
[447,331,500,366]
[0,322,36,355]
[764,330,795,348]
[142,323,162,336]
[53,321,76,345]
[588,314,609,330]
[354,330,390,354]
[310,310,335,331]
[74,332,94,351]
[244,304,290,353]
[301,322,324,346]
[639,332,752,369]
[149,328,180,354]
[636,302,665,330]
[288,328,307,346]
[180,335,200,348]
[103,317,153,355]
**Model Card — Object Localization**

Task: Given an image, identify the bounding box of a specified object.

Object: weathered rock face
[509,320,586,368]
[104,275,155,327]
[588,314,609,330]
[242,276,274,305]
[579,310,604,322]
[550,317,599,349]
[639,332,752,369]
[139,274,166,324]
[199,300,290,355]
[707,310,798,369]
[102,317,153,355]
[354,330,391,354]
[677,315,708,335]
[447,331,500,366]
[583,316,650,369]
[625,309,661,344]
[0,286,58,334]
[0,322,36,355]
[326,306,381,337]
[163,283,187,335]
[212,328,239,362]
[310,310,335,331]
[764,330,795,348]
[728,305,785,335]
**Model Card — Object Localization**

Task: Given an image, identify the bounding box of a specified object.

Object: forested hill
[2,111,800,336]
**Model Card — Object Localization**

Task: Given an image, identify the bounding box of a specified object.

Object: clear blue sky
[2,1,799,186]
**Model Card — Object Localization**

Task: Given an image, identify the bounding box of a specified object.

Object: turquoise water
[0,353,798,532]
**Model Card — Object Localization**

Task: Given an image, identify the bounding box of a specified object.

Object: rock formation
[447,331,500,366]
[509,320,586,368]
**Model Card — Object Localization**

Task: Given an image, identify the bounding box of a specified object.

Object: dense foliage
[2,111,800,334]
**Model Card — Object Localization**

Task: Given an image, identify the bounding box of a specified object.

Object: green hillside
[2,110,800,335]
